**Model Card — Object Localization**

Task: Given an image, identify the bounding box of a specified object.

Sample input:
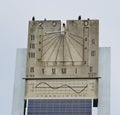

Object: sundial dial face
[25,19,99,98]
[30,20,85,65]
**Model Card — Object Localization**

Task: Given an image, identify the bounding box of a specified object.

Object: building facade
[12,18,110,115]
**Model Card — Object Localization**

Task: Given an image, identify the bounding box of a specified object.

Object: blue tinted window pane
[27,99,92,115]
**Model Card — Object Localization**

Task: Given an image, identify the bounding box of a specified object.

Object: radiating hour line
[69,32,83,39]
[43,34,57,42]
[68,33,83,46]
[42,36,57,49]
[47,37,61,61]
[62,36,64,63]
[67,35,83,59]
[64,35,73,62]
[41,37,58,58]
[55,37,62,62]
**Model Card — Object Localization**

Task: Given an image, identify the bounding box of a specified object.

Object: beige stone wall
[25,79,98,99]
[25,19,99,98]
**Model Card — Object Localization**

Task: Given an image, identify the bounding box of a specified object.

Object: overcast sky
[0,0,120,115]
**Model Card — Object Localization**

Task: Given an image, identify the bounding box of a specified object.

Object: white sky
[0,0,119,115]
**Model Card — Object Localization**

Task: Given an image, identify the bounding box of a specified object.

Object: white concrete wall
[98,47,111,115]
[11,49,27,115]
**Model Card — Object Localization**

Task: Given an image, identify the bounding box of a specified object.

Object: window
[31,35,35,40]
[28,52,30,58]
[28,52,35,58]
[85,38,88,41]
[31,52,35,58]
[75,68,77,74]
[30,67,34,73]
[38,48,41,52]
[30,74,34,77]
[91,51,96,56]
[61,68,66,74]
[92,39,95,44]
[90,66,93,72]
[39,41,41,44]
[42,68,44,74]
[93,99,98,107]
[37,58,40,62]
[52,68,56,74]
[30,43,35,49]
[39,35,42,38]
